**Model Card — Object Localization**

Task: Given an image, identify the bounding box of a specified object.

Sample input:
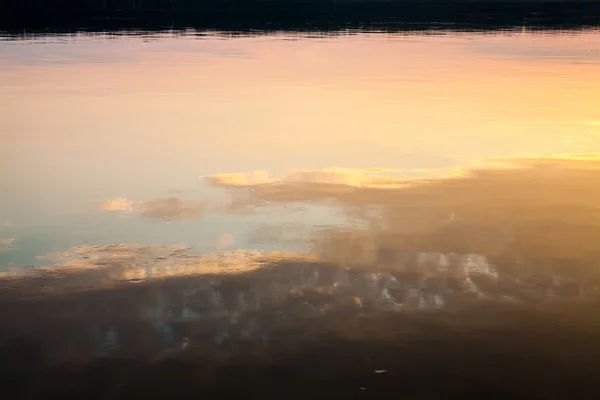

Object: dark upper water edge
[2,2,600,34]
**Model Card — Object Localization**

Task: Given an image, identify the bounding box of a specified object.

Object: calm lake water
[2,28,600,266]
[2,26,600,386]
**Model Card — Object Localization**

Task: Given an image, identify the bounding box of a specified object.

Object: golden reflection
[100,198,133,212]
[208,155,600,285]
[1,243,315,296]
[3,32,600,191]
[205,168,417,189]
[99,197,204,220]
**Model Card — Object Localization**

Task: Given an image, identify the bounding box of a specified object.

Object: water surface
[2,25,600,397]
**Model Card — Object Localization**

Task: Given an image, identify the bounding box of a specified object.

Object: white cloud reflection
[0,237,17,253]
[99,197,204,221]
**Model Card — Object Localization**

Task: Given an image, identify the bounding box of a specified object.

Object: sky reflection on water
[2,29,600,374]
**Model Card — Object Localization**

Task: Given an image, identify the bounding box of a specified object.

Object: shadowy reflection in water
[3,157,600,397]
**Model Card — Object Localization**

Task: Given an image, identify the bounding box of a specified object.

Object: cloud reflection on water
[6,154,600,297]
[207,155,600,282]
[99,197,205,221]
[3,155,600,366]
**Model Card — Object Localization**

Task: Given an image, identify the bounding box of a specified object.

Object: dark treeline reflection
[3,157,600,397]
[2,2,600,35]
[3,259,600,398]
